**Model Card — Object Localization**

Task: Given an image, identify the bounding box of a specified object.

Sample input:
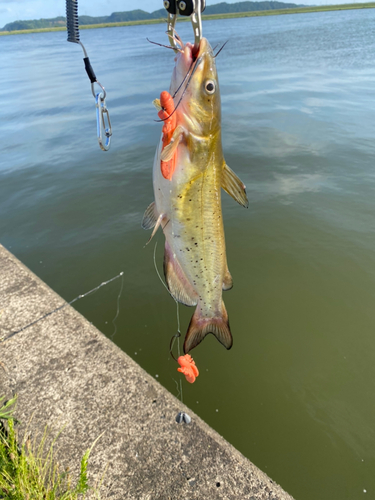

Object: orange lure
[158,90,177,181]
[177,354,199,383]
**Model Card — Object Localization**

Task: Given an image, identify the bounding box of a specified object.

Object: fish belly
[157,144,226,315]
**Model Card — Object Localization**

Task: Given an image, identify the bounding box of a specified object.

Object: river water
[2,9,375,499]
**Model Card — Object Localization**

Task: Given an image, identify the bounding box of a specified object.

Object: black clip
[163,0,177,14]
[177,0,206,17]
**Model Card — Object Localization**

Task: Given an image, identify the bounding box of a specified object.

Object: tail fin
[183,301,233,354]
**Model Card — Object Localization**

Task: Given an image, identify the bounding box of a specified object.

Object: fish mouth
[174,37,207,84]
[173,42,196,87]
[182,37,208,64]
[170,37,210,105]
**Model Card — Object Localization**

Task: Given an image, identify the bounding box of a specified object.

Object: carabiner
[66,0,113,151]
[96,92,112,152]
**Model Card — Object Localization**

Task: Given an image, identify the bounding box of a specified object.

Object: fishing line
[152,241,183,403]
[173,377,183,404]
[110,271,124,341]
[152,240,171,297]
[0,272,124,343]
[152,241,181,352]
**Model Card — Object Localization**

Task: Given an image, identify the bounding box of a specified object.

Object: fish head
[170,37,221,136]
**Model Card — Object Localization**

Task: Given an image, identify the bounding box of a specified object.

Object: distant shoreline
[1,3,374,36]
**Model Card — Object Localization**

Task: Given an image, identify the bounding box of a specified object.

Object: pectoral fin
[222,163,249,208]
[164,242,198,307]
[160,125,185,162]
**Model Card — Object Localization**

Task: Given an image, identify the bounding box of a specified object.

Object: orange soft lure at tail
[177,354,199,383]
[158,91,177,181]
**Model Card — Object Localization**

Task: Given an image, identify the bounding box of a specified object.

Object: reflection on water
[2,9,375,499]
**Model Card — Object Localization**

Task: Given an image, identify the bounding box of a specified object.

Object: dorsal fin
[141,201,158,230]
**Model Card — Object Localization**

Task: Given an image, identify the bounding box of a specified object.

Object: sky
[1,0,360,27]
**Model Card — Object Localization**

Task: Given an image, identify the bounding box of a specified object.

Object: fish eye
[204,80,215,94]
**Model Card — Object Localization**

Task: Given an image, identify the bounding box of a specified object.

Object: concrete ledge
[0,244,294,500]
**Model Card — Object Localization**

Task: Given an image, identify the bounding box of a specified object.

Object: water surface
[2,9,375,499]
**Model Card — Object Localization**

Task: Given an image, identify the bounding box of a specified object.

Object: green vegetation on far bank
[1,3,374,36]
[0,2,302,32]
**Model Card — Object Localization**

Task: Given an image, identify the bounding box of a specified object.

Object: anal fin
[164,241,198,307]
[222,163,249,208]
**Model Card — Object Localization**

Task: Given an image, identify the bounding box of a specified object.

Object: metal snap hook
[96,92,112,152]
[66,0,112,151]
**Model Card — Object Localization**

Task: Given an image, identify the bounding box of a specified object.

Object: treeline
[1,1,302,31]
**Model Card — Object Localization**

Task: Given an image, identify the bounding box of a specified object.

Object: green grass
[0,396,103,499]
[1,3,375,36]
[0,396,18,421]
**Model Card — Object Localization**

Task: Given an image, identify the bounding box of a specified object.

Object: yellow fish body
[143,38,248,353]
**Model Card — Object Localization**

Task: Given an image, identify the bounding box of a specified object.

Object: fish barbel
[143,37,248,353]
